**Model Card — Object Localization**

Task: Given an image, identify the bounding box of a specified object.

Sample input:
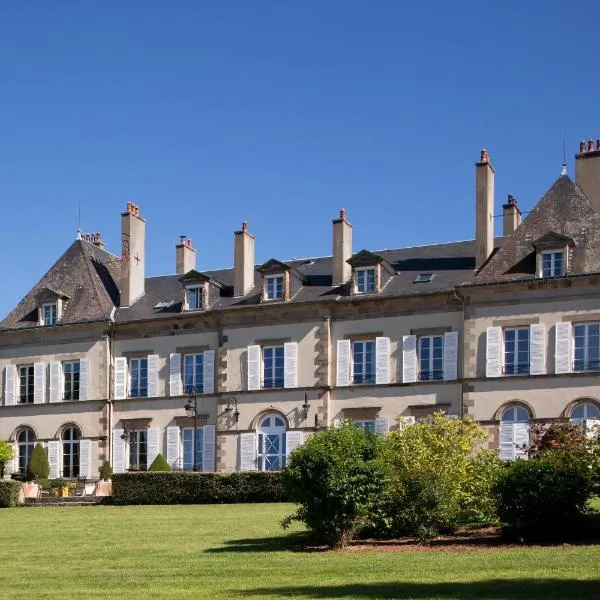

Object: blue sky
[1,1,599,318]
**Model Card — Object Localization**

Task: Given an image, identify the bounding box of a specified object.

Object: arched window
[62,426,81,478]
[499,405,530,461]
[17,427,35,474]
[570,401,600,424]
[257,414,286,471]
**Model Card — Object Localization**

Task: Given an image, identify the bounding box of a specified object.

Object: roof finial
[561,125,568,176]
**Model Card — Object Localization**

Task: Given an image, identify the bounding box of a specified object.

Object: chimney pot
[242,221,248,232]
[588,139,594,153]
[580,140,586,154]
[480,149,489,163]
[339,208,347,221]
[597,139,600,151]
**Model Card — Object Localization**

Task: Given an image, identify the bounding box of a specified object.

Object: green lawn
[1,504,600,599]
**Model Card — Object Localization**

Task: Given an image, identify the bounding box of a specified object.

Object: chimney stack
[176,236,196,275]
[502,194,521,236]
[81,232,106,251]
[233,221,255,297]
[575,137,600,213]
[120,202,146,306]
[475,149,495,269]
[332,208,352,286]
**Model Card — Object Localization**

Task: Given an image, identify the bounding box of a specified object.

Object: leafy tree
[0,441,14,478]
[282,422,387,548]
[147,454,172,472]
[26,443,49,481]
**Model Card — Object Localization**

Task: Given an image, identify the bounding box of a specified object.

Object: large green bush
[0,480,21,507]
[282,422,387,548]
[494,456,593,540]
[147,454,172,472]
[0,441,14,478]
[112,471,286,505]
[381,413,502,542]
[27,443,49,481]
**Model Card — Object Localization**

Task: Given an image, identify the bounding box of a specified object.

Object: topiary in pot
[147,454,172,472]
[26,443,49,481]
[99,460,113,481]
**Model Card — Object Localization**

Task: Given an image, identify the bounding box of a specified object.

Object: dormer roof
[347,249,396,276]
[531,231,575,250]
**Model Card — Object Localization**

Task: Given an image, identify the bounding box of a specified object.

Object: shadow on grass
[205,531,322,553]
[242,579,600,599]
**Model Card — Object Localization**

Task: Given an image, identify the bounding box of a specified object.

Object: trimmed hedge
[0,481,22,507]
[112,471,287,505]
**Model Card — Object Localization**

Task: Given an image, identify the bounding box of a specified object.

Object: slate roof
[0,240,120,330]
[471,175,600,283]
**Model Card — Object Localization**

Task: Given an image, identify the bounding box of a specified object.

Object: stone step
[24,497,108,507]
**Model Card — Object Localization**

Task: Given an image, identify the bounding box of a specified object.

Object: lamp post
[301,392,310,420]
[184,386,199,472]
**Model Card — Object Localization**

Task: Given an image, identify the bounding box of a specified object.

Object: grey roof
[0,240,120,330]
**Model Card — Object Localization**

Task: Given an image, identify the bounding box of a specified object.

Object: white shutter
[285,430,304,457]
[166,426,180,469]
[169,353,183,397]
[336,339,351,387]
[284,342,298,388]
[147,355,159,397]
[112,429,125,473]
[514,423,529,458]
[586,418,600,439]
[203,350,215,394]
[555,321,572,374]
[202,425,216,472]
[374,417,389,435]
[49,361,62,403]
[34,362,46,404]
[247,345,261,391]
[375,337,390,385]
[333,418,343,428]
[4,365,16,406]
[402,335,417,383]
[48,440,60,479]
[443,331,459,381]
[79,439,92,479]
[529,324,546,375]
[238,432,257,471]
[485,327,502,378]
[499,422,514,460]
[114,358,128,400]
[79,358,89,401]
[147,427,160,467]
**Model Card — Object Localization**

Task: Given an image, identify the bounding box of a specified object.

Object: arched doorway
[499,405,530,460]
[62,426,81,478]
[257,414,286,471]
[17,427,35,474]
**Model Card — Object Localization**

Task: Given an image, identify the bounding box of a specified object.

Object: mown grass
[0,503,600,599]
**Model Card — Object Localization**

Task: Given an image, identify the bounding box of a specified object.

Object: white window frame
[129,358,148,398]
[18,365,34,404]
[128,429,148,470]
[17,427,35,474]
[573,322,600,373]
[181,427,203,471]
[262,345,284,389]
[570,401,600,424]
[257,414,287,471]
[62,427,81,479]
[41,302,57,326]
[355,267,376,293]
[185,285,203,310]
[351,340,376,384]
[63,361,80,401]
[183,353,204,394]
[503,327,530,375]
[265,275,284,301]
[539,250,565,278]
[418,335,444,381]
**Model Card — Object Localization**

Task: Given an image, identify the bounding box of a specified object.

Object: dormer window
[42,303,57,325]
[355,267,375,293]
[265,275,284,300]
[185,285,203,310]
[532,232,572,280]
[541,251,564,278]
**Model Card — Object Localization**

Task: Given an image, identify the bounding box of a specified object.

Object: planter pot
[61,486,69,498]
[22,482,40,499]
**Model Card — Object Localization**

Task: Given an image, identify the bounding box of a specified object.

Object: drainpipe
[453,289,466,419]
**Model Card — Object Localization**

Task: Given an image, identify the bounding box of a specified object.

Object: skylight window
[414,273,434,283]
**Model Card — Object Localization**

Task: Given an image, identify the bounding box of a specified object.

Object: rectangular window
[63,361,80,401]
[354,420,375,433]
[182,428,203,470]
[42,303,57,325]
[128,430,148,470]
[352,340,375,384]
[18,365,34,404]
[183,354,204,394]
[503,328,530,375]
[541,251,564,277]
[265,275,284,300]
[129,358,148,398]
[574,323,600,372]
[186,286,202,310]
[418,335,444,381]
[263,346,284,389]
[355,267,376,293]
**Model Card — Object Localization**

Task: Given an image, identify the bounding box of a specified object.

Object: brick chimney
[502,194,521,236]
[120,202,145,306]
[475,149,495,269]
[332,208,352,286]
[176,236,196,275]
[233,221,255,297]
[575,138,600,213]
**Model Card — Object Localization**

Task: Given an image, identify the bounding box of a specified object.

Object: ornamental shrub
[381,413,501,542]
[26,443,49,481]
[99,460,113,481]
[148,454,172,472]
[0,480,21,507]
[0,441,14,478]
[494,456,593,540]
[282,422,387,548]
